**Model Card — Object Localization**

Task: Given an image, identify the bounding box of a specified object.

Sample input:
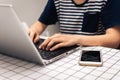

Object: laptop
[0,4,79,65]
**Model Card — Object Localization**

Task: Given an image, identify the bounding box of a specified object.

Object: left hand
[39,34,79,51]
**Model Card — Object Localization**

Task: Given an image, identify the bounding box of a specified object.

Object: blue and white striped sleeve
[102,0,120,29]
[38,0,58,25]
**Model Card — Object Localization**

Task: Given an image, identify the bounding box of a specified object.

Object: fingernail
[50,49,53,51]
[39,46,41,49]
[46,48,48,51]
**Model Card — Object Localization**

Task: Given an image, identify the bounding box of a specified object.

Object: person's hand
[39,34,79,51]
[27,27,40,43]
[27,22,41,43]
[27,21,47,43]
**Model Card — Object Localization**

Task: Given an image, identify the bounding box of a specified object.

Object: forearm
[76,28,120,48]
[39,27,120,51]
[76,35,118,48]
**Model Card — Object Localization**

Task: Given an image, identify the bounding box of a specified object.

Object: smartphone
[79,50,103,67]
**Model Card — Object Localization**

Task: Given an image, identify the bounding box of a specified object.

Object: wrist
[73,35,82,45]
[31,21,46,35]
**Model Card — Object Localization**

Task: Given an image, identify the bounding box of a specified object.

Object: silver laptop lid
[0,4,44,65]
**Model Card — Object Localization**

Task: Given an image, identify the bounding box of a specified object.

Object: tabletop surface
[0,46,120,80]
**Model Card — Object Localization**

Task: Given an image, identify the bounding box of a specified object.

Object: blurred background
[0,0,59,36]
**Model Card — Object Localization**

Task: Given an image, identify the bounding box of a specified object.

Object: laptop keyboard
[35,39,78,60]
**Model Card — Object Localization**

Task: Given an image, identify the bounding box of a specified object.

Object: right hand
[27,21,47,43]
[27,27,40,43]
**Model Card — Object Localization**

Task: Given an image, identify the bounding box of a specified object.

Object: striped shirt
[39,0,120,35]
[54,0,106,35]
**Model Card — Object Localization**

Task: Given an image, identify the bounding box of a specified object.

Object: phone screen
[81,51,101,62]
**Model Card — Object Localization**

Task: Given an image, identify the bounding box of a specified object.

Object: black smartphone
[79,50,103,67]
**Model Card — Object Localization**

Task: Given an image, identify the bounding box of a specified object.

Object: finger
[46,40,55,51]
[39,34,62,50]
[30,32,35,41]
[50,43,66,51]
[46,38,63,50]
[39,38,51,50]
[34,34,40,43]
